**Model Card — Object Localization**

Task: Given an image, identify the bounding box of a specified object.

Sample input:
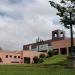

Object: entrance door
[24,57,30,64]
[60,48,67,55]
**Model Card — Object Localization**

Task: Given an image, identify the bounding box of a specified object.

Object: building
[0,50,46,64]
[51,30,75,55]
[22,51,47,64]
[0,29,75,64]
[23,29,75,55]
[23,40,52,52]
[0,50,21,64]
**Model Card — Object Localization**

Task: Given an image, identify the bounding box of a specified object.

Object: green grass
[43,55,67,64]
[0,64,75,75]
[0,55,74,75]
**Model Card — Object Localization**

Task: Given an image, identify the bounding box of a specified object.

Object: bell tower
[52,29,65,41]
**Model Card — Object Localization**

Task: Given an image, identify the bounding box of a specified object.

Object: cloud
[0,0,74,50]
[8,0,22,4]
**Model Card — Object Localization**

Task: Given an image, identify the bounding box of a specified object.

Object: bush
[38,58,44,63]
[39,54,45,58]
[33,56,39,64]
[48,50,54,57]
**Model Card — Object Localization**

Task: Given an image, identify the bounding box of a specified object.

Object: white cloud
[0,0,74,50]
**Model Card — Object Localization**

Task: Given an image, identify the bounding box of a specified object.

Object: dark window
[32,44,36,49]
[68,46,75,56]
[0,57,2,62]
[9,55,12,58]
[24,57,30,64]
[6,55,8,58]
[60,48,67,55]
[18,56,20,58]
[23,45,29,50]
[14,56,17,58]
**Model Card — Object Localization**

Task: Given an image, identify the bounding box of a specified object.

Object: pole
[37,37,39,52]
[37,42,39,52]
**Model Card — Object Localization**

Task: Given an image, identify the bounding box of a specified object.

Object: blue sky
[0,0,74,50]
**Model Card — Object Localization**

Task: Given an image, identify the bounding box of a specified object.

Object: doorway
[24,57,30,64]
[60,48,67,55]
[53,49,59,55]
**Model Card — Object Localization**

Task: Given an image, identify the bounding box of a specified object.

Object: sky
[0,0,75,51]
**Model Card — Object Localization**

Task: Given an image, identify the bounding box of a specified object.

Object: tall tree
[49,0,75,56]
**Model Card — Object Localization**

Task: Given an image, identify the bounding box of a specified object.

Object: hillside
[42,55,67,64]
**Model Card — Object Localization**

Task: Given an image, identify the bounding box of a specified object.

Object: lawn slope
[0,55,75,75]
[43,55,67,64]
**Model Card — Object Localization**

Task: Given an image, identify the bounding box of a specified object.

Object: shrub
[39,58,44,63]
[48,50,54,57]
[33,56,39,64]
[39,54,45,58]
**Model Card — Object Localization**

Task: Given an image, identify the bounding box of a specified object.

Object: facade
[22,51,47,64]
[23,29,75,55]
[23,40,52,52]
[51,29,75,55]
[0,50,46,64]
[0,50,21,64]
[52,38,75,55]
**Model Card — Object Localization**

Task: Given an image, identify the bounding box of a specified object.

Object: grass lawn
[42,55,67,64]
[0,55,75,75]
[0,64,75,75]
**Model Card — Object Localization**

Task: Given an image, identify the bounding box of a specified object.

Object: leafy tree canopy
[49,0,75,29]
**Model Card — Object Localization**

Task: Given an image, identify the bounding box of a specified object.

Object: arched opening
[54,33,57,38]
[60,32,64,37]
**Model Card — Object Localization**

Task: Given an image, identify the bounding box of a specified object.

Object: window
[14,56,17,58]
[6,55,8,58]
[9,55,12,58]
[23,45,29,50]
[60,48,67,55]
[60,32,63,37]
[0,57,2,62]
[32,44,36,49]
[54,33,57,37]
[18,56,20,58]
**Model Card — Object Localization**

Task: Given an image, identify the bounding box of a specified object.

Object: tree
[49,0,75,56]
[48,50,54,57]
[38,58,44,63]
